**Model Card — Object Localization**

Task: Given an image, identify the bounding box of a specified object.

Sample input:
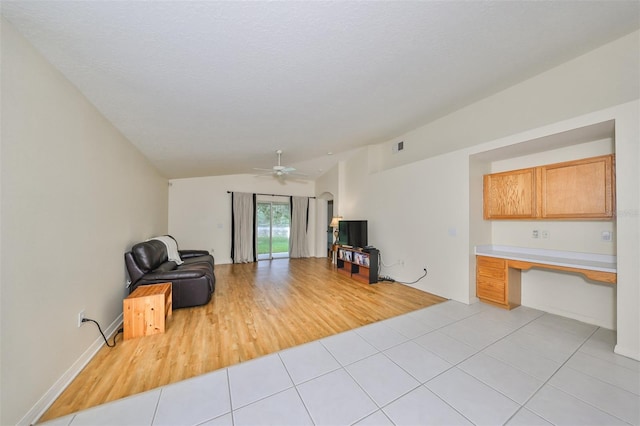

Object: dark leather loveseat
[124,236,215,309]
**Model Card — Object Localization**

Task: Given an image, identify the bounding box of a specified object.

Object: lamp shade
[329,216,342,227]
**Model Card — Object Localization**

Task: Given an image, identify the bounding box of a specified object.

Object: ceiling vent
[392,141,404,153]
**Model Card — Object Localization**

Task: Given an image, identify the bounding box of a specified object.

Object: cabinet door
[483,168,537,219]
[477,277,506,304]
[540,155,614,219]
[476,256,507,305]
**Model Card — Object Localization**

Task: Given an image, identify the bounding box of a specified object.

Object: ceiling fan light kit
[253,150,306,182]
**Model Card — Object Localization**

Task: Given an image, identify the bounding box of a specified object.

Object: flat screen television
[338,220,368,249]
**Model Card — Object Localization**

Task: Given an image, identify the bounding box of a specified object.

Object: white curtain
[289,196,310,258]
[232,192,255,263]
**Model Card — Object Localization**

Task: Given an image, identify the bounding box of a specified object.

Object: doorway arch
[316,192,335,258]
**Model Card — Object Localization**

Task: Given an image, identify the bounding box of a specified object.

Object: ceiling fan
[253,150,307,181]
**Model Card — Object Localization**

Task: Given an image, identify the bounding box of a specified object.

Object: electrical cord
[377,252,396,282]
[396,268,428,285]
[377,251,429,284]
[82,318,123,348]
[377,252,397,282]
[378,252,403,268]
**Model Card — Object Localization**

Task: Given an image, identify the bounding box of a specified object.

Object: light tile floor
[41,301,640,426]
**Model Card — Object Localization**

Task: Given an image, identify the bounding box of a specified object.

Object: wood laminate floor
[40,257,446,422]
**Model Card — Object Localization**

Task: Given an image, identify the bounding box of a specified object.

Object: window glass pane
[256,202,290,258]
[257,203,271,256]
[271,203,290,255]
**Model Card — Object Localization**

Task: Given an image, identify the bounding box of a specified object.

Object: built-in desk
[474,245,617,309]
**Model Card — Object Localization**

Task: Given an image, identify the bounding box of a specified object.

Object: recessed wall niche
[468,120,616,328]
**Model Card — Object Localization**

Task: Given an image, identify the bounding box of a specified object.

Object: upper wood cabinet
[483,154,615,220]
[484,168,537,219]
[540,155,615,219]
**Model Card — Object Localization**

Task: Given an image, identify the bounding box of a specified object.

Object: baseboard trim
[19,313,124,426]
[614,343,640,362]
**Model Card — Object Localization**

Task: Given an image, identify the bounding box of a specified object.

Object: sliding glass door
[256,201,290,260]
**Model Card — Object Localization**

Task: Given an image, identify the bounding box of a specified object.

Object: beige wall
[168,174,316,264]
[1,20,168,425]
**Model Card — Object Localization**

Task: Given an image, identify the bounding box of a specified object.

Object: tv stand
[336,245,379,284]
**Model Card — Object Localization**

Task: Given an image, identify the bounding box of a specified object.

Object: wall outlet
[532,230,539,239]
[77,310,85,328]
[541,230,549,239]
[601,231,612,241]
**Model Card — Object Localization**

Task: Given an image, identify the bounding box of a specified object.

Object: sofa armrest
[179,249,210,259]
[124,252,146,285]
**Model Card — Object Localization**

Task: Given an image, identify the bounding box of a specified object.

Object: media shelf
[336,246,379,284]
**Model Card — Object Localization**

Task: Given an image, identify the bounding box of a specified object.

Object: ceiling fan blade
[253,167,274,172]
[282,167,297,173]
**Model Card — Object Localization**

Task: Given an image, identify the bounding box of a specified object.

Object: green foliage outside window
[257,202,290,256]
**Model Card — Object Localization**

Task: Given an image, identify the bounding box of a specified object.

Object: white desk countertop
[474,245,617,273]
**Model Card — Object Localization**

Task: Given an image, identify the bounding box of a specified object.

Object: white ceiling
[2,1,639,179]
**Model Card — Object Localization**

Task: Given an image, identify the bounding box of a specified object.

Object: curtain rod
[227,191,316,199]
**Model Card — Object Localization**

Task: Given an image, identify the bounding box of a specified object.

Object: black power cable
[397,268,428,285]
[82,318,123,348]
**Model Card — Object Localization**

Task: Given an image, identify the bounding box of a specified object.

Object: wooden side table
[123,282,172,340]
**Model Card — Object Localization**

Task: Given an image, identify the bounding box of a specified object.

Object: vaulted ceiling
[2,1,638,179]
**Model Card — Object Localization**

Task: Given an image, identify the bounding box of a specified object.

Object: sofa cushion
[131,240,167,272]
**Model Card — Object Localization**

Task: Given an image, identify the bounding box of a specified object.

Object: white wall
[373,30,640,172]
[314,163,340,258]
[351,149,472,303]
[2,14,637,426]
[1,20,169,425]
[351,102,638,353]
[489,137,617,328]
[344,102,638,355]
[611,102,640,361]
[490,138,616,254]
[339,31,639,360]
[476,102,638,357]
[168,174,316,264]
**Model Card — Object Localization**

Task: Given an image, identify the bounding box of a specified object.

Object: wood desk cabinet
[476,256,521,310]
[476,251,616,310]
